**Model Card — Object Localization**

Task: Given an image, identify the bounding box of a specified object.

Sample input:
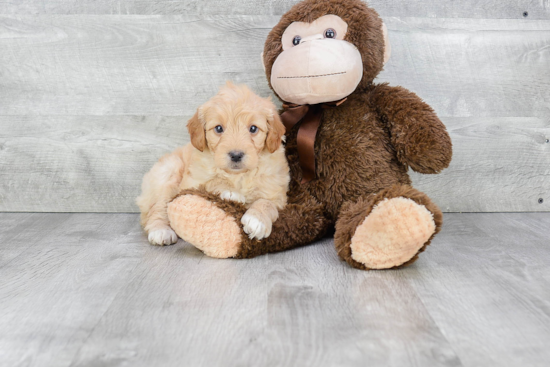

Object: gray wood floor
[1,212,549,367]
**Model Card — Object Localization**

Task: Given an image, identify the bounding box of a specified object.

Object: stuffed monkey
[167,0,452,270]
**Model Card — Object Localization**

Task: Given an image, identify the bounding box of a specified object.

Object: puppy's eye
[215,125,224,134]
[249,125,258,134]
[292,36,301,46]
[324,28,336,39]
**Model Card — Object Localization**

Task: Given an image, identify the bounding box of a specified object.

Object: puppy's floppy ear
[187,110,206,152]
[266,110,286,153]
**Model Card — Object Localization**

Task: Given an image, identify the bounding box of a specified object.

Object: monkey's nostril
[228,151,245,163]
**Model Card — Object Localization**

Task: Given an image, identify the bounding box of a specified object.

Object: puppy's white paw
[220,190,246,204]
[241,212,272,240]
[148,228,178,246]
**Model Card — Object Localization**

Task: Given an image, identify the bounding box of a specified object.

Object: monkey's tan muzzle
[271,39,363,105]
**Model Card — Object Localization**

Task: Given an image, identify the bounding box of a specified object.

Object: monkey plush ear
[260,52,266,73]
[382,22,391,64]
[187,110,206,152]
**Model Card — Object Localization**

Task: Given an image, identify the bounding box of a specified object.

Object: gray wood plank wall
[0,1,548,212]
[1,0,549,19]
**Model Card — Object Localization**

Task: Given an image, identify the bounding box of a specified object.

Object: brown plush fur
[170,0,452,270]
[174,187,330,258]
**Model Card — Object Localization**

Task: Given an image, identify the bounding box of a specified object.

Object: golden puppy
[136,82,289,245]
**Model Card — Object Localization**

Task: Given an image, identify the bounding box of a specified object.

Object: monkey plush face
[271,14,363,105]
[263,0,391,105]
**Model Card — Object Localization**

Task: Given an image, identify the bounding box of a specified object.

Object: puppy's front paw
[241,212,272,240]
[220,190,246,204]
[148,227,178,246]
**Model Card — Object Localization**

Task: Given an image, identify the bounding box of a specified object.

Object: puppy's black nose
[228,151,245,163]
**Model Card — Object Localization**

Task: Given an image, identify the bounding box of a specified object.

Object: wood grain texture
[1,212,550,366]
[0,212,36,266]
[256,240,462,366]
[380,18,550,120]
[70,240,270,367]
[0,15,549,212]
[1,16,549,117]
[407,213,550,366]
[411,117,550,212]
[1,0,549,19]
[0,214,146,366]
[0,116,189,212]
[0,15,272,116]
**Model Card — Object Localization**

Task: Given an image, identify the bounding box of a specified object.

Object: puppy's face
[187,82,285,173]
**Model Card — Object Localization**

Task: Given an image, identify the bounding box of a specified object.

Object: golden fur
[136,82,289,245]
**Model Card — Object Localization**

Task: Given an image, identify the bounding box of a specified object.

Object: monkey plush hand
[168,0,452,270]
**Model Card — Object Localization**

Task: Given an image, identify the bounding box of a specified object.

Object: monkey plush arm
[371,83,452,174]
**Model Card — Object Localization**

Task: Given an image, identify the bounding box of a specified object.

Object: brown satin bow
[280,98,347,183]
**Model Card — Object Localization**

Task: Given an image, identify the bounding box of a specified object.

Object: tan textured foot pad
[167,195,241,258]
[350,197,436,269]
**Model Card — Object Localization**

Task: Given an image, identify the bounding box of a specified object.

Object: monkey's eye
[324,28,336,39]
[249,125,258,134]
[292,36,301,46]
[215,125,224,134]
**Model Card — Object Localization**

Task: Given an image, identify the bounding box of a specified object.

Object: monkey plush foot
[167,193,243,258]
[350,197,435,269]
[167,188,330,260]
[335,185,443,270]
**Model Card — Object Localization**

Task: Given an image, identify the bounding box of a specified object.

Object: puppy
[136,82,289,246]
